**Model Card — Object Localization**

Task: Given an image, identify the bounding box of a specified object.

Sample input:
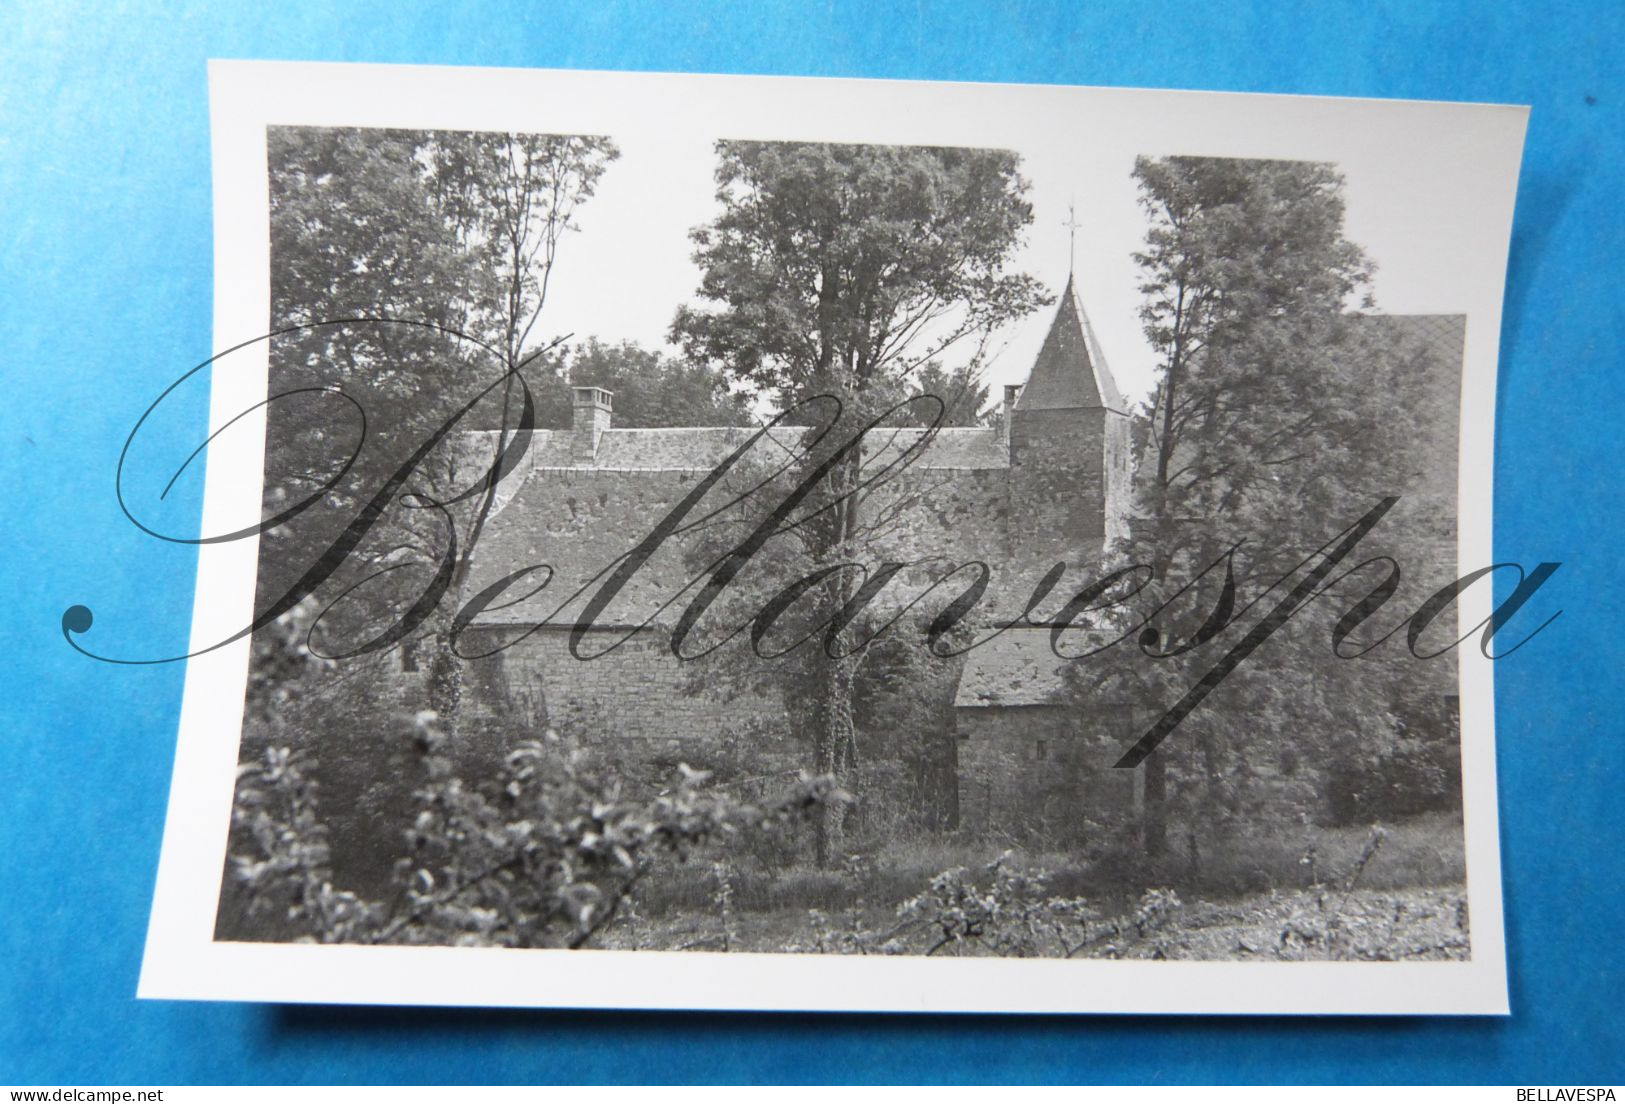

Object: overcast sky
[532,129,1482,412]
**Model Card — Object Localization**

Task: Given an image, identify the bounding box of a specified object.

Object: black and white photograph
[135,63,1524,1013]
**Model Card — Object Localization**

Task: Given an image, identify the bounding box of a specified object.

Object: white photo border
[138,60,1525,1014]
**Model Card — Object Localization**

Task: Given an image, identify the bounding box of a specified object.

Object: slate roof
[857,426,1009,470]
[1014,274,1126,414]
[459,422,1015,632]
[466,425,1010,519]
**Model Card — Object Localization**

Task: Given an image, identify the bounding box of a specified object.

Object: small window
[401,639,419,673]
[1278,745,1299,777]
[1035,738,1048,760]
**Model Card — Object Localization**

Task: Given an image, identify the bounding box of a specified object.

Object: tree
[414,131,620,733]
[259,127,618,737]
[671,141,1047,865]
[1109,155,1435,861]
[259,127,479,625]
[1133,156,1376,548]
[247,127,618,894]
[894,362,991,428]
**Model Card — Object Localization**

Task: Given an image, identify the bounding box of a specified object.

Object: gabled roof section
[1014,274,1126,414]
[458,423,1016,631]
[953,630,1073,708]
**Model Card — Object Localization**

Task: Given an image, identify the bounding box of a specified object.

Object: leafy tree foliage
[670,140,1047,865]
[1132,156,1377,556]
[1084,156,1460,861]
[892,362,992,428]
[258,126,618,720]
[225,709,835,948]
[240,126,623,906]
[673,141,1046,412]
[520,338,755,429]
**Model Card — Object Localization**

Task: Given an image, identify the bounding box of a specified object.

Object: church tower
[1006,273,1131,561]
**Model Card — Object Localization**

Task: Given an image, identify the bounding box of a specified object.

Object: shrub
[225,712,834,948]
[1326,713,1462,825]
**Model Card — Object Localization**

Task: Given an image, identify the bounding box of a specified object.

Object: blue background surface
[1,0,1620,1085]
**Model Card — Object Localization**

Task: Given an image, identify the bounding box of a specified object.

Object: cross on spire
[1061,198,1081,276]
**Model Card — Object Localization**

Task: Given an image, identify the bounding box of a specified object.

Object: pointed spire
[1014,274,1125,413]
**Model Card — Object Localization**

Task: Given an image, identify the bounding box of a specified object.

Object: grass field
[604,813,1470,960]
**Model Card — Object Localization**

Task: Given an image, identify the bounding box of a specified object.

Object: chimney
[1000,384,1021,444]
[571,386,612,463]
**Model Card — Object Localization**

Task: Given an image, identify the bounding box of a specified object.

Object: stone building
[453,273,1466,835]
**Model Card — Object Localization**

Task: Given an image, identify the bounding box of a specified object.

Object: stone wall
[459,623,784,758]
[1007,408,1111,561]
[1102,408,1134,547]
